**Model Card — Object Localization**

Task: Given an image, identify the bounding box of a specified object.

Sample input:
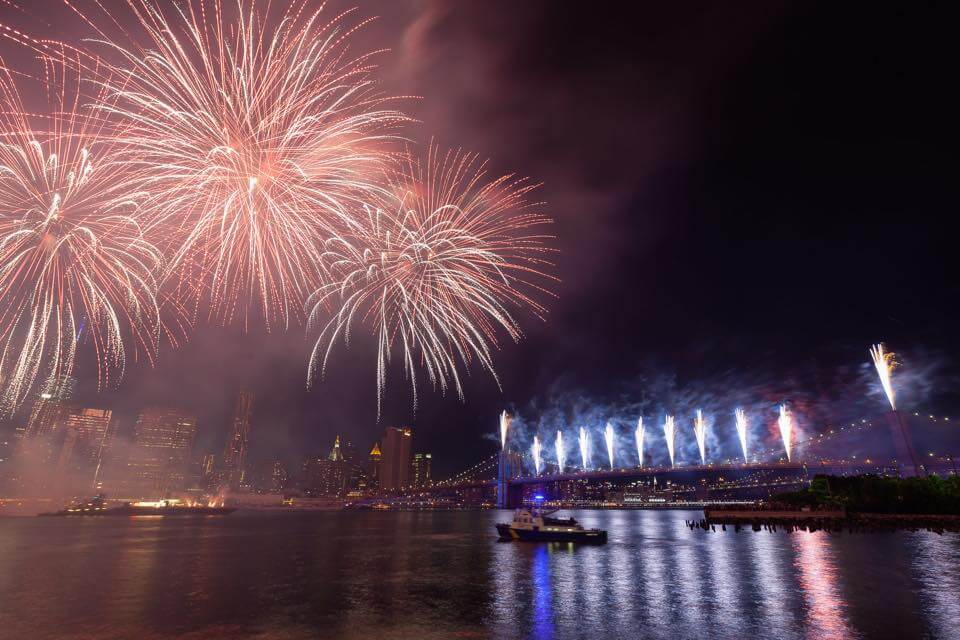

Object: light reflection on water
[0,510,958,639]
[793,531,853,639]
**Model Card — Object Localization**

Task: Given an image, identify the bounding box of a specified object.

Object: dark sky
[1,1,955,476]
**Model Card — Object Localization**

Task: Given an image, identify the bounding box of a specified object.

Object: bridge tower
[496,450,523,508]
[885,410,922,477]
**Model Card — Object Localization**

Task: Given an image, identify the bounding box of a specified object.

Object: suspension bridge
[412,409,958,508]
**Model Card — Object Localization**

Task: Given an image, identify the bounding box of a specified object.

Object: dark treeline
[776,474,960,515]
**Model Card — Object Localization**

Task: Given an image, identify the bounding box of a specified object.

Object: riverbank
[692,508,960,534]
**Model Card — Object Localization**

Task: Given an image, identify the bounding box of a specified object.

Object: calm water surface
[1,510,959,639]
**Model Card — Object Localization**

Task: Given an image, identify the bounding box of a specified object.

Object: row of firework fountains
[499,344,900,474]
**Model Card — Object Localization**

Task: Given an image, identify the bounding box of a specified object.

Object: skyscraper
[124,407,198,497]
[56,408,113,485]
[19,377,77,465]
[23,377,76,441]
[221,390,253,491]
[379,427,412,491]
[301,437,348,497]
[411,453,432,488]
[367,442,382,491]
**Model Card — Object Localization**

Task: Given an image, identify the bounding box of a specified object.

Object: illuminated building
[125,407,198,497]
[301,437,349,496]
[328,435,344,462]
[56,408,113,484]
[271,461,288,493]
[367,442,382,490]
[19,378,76,465]
[200,453,217,490]
[23,377,76,440]
[201,453,216,476]
[380,427,412,490]
[411,453,432,487]
[221,390,253,490]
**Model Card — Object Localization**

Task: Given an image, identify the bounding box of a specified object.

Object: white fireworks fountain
[635,417,645,468]
[778,405,793,461]
[604,422,615,470]
[579,427,589,470]
[532,436,542,475]
[664,415,676,467]
[555,431,565,474]
[499,410,511,450]
[735,407,749,462]
[693,409,707,465]
[870,343,897,410]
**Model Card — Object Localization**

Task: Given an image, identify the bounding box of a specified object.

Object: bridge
[413,409,958,508]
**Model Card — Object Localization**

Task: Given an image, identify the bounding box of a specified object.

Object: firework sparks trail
[91,0,407,330]
[555,430,564,474]
[578,426,589,470]
[778,404,793,461]
[735,407,748,462]
[663,415,676,467]
[532,435,542,475]
[499,410,511,450]
[870,343,897,410]
[693,409,707,465]
[0,57,163,412]
[309,145,555,413]
[635,417,645,468]
[604,421,615,470]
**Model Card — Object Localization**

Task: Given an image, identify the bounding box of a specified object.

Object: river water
[1,509,958,639]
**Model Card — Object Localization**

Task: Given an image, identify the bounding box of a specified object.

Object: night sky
[1,2,955,477]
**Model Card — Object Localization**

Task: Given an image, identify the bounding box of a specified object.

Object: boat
[40,495,236,517]
[496,503,607,544]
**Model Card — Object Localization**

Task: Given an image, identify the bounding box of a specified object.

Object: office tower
[301,437,348,496]
[125,407,198,497]
[199,453,217,490]
[328,435,344,462]
[19,378,77,466]
[342,439,357,466]
[201,453,216,476]
[367,442,382,491]
[379,427,412,490]
[221,391,253,490]
[271,461,288,493]
[411,453,432,488]
[56,408,113,483]
[23,377,76,440]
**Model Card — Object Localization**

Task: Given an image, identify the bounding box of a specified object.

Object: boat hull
[496,523,607,544]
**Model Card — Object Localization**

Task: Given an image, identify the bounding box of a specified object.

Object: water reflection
[911,532,960,639]
[531,545,554,639]
[748,532,800,636]
[792,532,853,639]
[0,510,957,639]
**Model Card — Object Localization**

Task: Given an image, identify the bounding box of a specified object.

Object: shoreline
[693,508,960,534]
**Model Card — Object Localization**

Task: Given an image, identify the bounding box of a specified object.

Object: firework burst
[734,407,748,462]
[663,414,676,467]
[93,0,406,329]
[869,342,897,410]
[604,421,615,470]
[531,435,542,475]
[0,58,161,412]
[308,145,554,412]
[499,410,511,450]
[555,430,565,474]
[778,404,793,461]
[578,426,589,470]
[635,416,644,468]
[693,409,707,465]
